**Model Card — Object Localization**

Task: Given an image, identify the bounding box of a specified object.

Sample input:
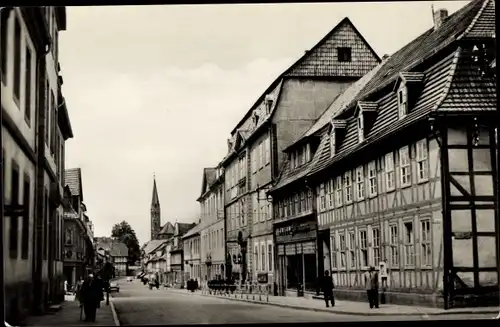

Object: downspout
[33,29,52,315]
[0,7,15,324]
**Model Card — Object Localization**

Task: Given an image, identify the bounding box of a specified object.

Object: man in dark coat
[80,273,103,322]
[364,266,379,309]
[320,270,335,307]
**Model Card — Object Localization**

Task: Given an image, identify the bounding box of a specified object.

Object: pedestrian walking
[364,266,379,309]
[79,273,103,322]
[320,270,335,307]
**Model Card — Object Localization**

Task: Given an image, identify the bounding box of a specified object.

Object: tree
[111,221,141,266]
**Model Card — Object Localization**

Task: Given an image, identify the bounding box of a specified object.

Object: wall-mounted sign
[257,273,268,284]
[275,220,316,243]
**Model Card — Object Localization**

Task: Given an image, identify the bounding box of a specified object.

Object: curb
[167,289,499,317]
[109,298,121,326]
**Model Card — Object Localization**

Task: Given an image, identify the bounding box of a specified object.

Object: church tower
[151,175,161,240]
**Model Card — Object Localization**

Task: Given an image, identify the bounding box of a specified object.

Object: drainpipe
[1,7,14,324]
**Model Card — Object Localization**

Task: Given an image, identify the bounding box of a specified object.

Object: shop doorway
[286,254,302,292]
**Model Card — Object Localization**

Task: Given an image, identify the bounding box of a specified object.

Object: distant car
[109,281,120,292]
[127,276,133,282]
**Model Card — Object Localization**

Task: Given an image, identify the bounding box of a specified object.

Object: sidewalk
[167,288,499,317]
[20,295,119,326]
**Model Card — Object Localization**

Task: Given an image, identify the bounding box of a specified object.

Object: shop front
[275,217,317,297]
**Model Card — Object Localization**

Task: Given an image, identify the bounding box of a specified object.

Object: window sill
[386,187,396,193]
[368,193,377,199]
[400,183,411,189]
[417,178,428,184]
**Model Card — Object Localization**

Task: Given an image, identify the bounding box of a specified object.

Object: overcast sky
[60,1,469,245]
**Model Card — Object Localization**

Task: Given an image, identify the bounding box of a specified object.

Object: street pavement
[111,278,498,325]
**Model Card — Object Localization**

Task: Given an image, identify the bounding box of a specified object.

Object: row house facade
[63,169,95,290]
[169,222,195,286]
[1,6,73,323]
[182,221,202,282]
[197,167,225,281]
[269,60,384,297]
[270,0,498,309]
[220,16,380,289]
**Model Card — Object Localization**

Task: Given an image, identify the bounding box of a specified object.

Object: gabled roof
[142,239,168,255]
[65,168,83,200]
[335,0,488,118]
[159,222,174,235]
[199,168,217,199]
[175,222,196,236]
[308,0,496,177]
[182,222,204,239]
[230,17,380,136]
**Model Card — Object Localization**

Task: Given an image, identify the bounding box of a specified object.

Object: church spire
[152,173,160,206]
[151,174,161,240]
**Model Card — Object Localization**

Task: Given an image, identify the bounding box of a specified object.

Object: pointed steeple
[152,173,159,206]
[150,174,161,240]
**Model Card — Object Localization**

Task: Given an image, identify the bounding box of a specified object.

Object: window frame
[348,231,356,268]
[265,137,271,165]
[368,161,377,197]
[359,230,368,268]
[9,160,20,259]
[357,112,364,143]
[335,176,343,207]
[399,146,411,188]
[397,85,408,119]
[330,129,336,157]
[385,152,395,192]
[267,241,273,272]
[420,219,432,267]
[344,171,352,204]
[337,47,352,62]
[355,166,365,201]
[404,221,415,267]
[389,224,399,267]
[416,139,429,183]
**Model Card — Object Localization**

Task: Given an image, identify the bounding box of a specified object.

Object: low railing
[201,281,270,303]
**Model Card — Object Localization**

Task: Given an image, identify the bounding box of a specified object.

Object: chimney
[382,54,390,60]
[433,8,448,29]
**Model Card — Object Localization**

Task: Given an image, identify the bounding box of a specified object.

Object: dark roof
[151,177,160,206]
[95,240,128,257]
[142,239,168,255]
[308,0,496,177]
[65,168,83,199]
[177,222,197,236]
[230,17,380,135]
[182,222,203,239]
[159,222,174,235]
[334,0,487,118]
[199,168,217,199]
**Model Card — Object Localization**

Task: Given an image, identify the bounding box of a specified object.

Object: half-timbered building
[304,0,497,309]
[221,16,381,291]
[268,61,385,297]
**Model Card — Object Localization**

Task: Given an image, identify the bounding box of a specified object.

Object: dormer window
[357,112,364,143]
[252,112,259,125]
[330,129,336,157]
[265,95,273,114]
[397,85,408,119]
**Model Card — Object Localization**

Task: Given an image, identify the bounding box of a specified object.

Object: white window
[368,161,377,197]
[416,140,428,182]
[399,146,411,187]
[349,232,356,268]
[344,172,352,203]
[420,220,431,267]
[389,225,399,267]
[330,130,336,157]
[356,166,364,201]
[254,245,258,270]
[385,153,395,191]
[265,137,271,164]
[259,142,264,169]
[328,180,334,208]
[335,176,343,207]
[339,234,346,268]
[330,236,337,269]
[404,221,415,266]
[267,242,273,272]
[357,113,364,142]
[372,228,380,266]
[252,148,257,173]
[398,86,408,118]
[261,243,266,271]
[359,230,368,267]
[320,183,326,211]
[305,144,311,162]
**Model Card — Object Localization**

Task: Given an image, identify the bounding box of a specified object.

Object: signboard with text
[275,220,317,244]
